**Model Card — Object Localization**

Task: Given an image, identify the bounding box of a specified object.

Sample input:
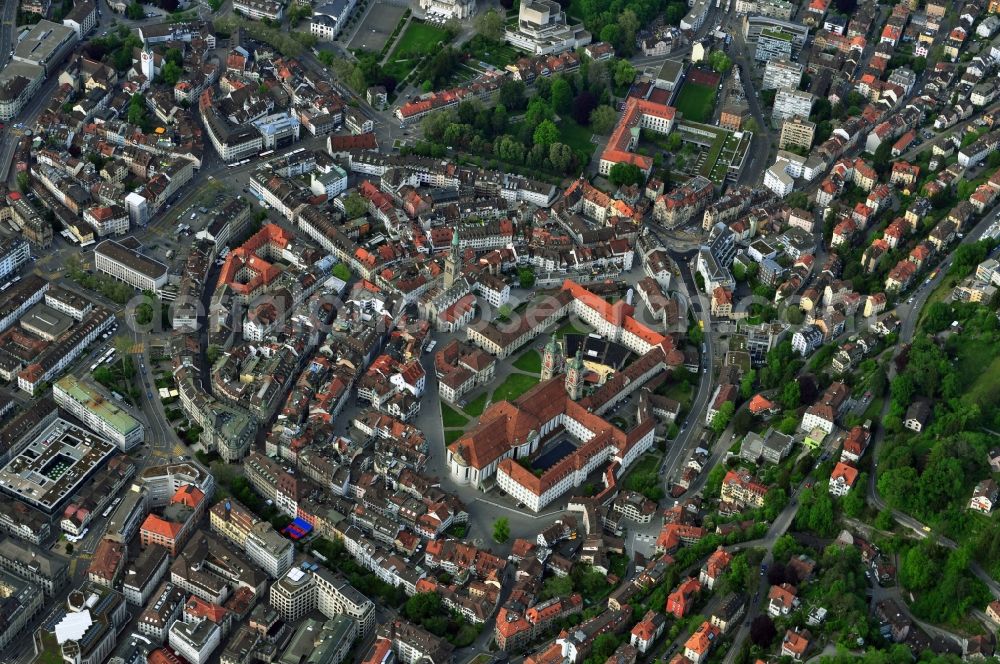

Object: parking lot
[346,2,407,53]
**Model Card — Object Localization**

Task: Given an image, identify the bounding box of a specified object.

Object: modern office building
[279,616,358,664]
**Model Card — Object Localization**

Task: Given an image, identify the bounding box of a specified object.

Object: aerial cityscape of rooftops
[4,0,1000,661]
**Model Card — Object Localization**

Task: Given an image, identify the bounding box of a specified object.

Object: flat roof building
[13,20,78,75]
[54,375,144,451]
[279,616,358,664]
[95,239,169,293]
[20,303,74,341]
[0,417,117,514]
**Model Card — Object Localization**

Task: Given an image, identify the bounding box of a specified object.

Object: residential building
[791,324,823,355]
[138,581,186,642]
[629,611,666,654]
[829,462,859,496]
[0,236,30,281]
[779,116,816,150]
[62,0,97,39]
[773,88,815,123]
[763,58,804,90]
[378,619,454,664]
[683,621,721,664]
[310,0,357,40]
[970,479,998,513]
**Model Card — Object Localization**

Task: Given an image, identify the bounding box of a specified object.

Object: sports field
[675,82,717,123]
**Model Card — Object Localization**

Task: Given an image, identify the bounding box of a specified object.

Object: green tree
[518,267,536,289]
[405,592,443,622]
[613,59,636,89]
[128,92,146,127]
[740,369,757,399]
[898,545,934,591]
[780,380,801,410]
[16,172,30,193]
[704,463,727,497]
[164,47,183,67]
[498,80,526,111]
[710,401,735,434]
[733,407,754,436]
[540,573,573,600]
[342,193,368,219]
[206,345,222,364]
[126,2,144,19]
[474,8,505,40]
[842,475,867,518]
[533,120,559,149]
[493,517,510,543]
[160,60,182,86]
[589,105,617,134]
[599,24,621,47]
[709,50,733,73]
[608,162,644,186]
[332,263,352,281]
[549,142,575,173]
[550,78,572,115]
[617,9,640,53]
[872,140,893,174]
[763,487,788,521]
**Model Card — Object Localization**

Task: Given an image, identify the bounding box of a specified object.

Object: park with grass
[438,346,546,446]
[383,21,452,83]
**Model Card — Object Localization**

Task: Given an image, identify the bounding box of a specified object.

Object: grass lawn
[655,378,694,415]
[512,349,542,374]
[441,403,470,428]
[957,336,1000,410]
[675,82,717,124]
[383,21,451,82]
[36,633,63,664]
[444,429,465,444]
[493,373,540,402]
[919,276,957,326]
[464,392,490,417]
[558,118,595,154]
[461,34,519,67]
[555,321,587,338]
